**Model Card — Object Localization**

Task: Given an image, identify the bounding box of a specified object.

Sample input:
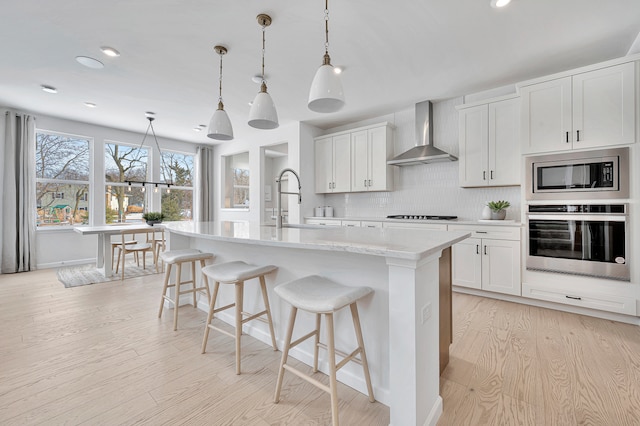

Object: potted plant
[142,211,165,226]
[487,200,510,220]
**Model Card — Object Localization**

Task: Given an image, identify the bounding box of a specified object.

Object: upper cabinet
[315,133,351,193]
[458,97,520,187]
[520,61,636,154]
[351,125,394,192]
[315,123,393,194]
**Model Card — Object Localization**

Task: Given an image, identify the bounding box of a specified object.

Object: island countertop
[162,221,470,261]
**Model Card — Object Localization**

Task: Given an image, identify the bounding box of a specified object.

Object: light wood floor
[1,269,639,425]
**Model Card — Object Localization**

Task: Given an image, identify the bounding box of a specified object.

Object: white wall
[320,98,521,221]
[32,114,197,268]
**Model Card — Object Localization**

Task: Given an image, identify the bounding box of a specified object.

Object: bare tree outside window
[160,152,194,221]
[105,143,148,223]
[35,132,90,226]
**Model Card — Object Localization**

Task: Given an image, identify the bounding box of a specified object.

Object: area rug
[57,262,161,288]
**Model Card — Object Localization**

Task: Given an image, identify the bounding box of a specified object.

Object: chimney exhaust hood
[387,100,457,166]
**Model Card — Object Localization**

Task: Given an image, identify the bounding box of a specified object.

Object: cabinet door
[315,137,333,193]
[572,62,636,149]
[451,237,482,289]
[367,126,390,191]
[459,104,488,187]
[351,130,368,192]
[520,77,572,154]
[332,133,351,192]
[481,239,521,296]
[488,98,520,186]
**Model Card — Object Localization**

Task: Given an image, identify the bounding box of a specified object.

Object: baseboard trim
[37,259,96,270]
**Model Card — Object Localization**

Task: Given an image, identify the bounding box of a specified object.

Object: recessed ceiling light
[145,111,155,118]
[193,127,203,132]
[41,85,58,93]
[490,0,511,8]
[100,46,120,57]
[252,74,268,84]
[76,56,104,69]
[84,102,97,108]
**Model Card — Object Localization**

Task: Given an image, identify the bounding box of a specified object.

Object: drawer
[383,222,448,231]
[305,219,342,226]
[360,221,383,229]
[522,282,636,316]
[447,224,521,240]
[341,220,361,227]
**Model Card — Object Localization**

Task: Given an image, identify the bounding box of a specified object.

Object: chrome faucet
[276,168,301,228]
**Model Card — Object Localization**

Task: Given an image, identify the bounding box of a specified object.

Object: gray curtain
[1,111,37,273]
[195,146,215,222]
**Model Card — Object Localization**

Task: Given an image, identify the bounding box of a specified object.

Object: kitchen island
[163,221,469,426]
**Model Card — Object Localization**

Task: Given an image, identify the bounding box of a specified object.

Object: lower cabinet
[449,225,521,296]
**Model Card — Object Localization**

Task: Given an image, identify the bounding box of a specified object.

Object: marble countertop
[305,216,522,226]
[163,221,470,261]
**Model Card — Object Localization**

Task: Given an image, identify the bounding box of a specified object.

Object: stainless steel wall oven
[526,204,629,281]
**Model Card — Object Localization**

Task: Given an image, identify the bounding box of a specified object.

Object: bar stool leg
[350,303,375,402]
[274,306,298,403]
[200,259,211,304]
[235,281,244,375]
[326,313,340,426]
[259,275,277,351]
[158,263,172,318]
[191,261,197,307]
[201,281,220,353]
[313,313,321,372]
[173,262,182,331]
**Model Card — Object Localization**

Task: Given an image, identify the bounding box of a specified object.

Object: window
[105,142,148,223]
[35,131,91,226]
[222,152,250,209]
[160,151,194,221]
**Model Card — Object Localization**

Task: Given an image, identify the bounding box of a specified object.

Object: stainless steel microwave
[525,147,629,201]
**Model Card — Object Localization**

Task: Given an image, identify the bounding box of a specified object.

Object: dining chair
[115,229,154,280]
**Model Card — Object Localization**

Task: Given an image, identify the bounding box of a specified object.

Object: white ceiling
[1,0,639,144]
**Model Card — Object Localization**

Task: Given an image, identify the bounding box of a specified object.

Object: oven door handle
[528,214,627,222]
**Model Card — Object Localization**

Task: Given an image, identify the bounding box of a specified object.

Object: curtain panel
[1,111,37,273]
[195,146,215,222]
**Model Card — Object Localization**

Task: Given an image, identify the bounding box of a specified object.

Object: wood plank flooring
[1,269,639,425]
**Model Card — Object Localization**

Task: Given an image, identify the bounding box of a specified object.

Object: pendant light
[207,45,234,141]
[248,14,279,130]
[308,0,344,113]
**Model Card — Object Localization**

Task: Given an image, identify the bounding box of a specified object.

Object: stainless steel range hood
[387,100,457,166]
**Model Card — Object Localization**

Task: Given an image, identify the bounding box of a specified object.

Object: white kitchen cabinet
[305,218,342,226]
[315,133,351,193]
[315,123,393,194]
[360,220,383,228]
[351,125,394,192]
[458,97,520,187]
[383,222,448,231]
[449,224,521,296]
[520,61,636,154]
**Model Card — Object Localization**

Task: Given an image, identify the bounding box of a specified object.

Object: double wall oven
[525,147,630,281]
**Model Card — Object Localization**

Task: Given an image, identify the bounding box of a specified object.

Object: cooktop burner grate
[386,215,458,220]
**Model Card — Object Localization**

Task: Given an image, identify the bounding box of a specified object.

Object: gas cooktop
[386,215,458,221]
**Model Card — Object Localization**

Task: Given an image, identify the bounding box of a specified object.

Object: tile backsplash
[322,97,522,221]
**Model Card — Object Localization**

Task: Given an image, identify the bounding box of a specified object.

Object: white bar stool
[201,261,278,375]
[273,275,375,426]
[158,249,214,331]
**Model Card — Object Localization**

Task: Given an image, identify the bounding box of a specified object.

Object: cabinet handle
[566,131,569,143]
[368,179,372,186]
[565,295,582,301]
[484,245,487,255]
[483,171,486,180]
[476,244,479,255]
[490,170,494,180]
[364,179,367,187]
[476,231,487,234]
[576,130,580,142]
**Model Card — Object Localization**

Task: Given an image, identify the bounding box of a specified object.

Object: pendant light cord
[324,0,330,55]
[218,52,224,102]
[261,22,266,83]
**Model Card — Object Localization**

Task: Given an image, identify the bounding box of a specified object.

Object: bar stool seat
[158,249,214,331]
[273,275,375,426]
[201,261,278,375]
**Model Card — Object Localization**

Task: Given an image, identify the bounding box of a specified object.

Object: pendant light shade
[308,0,345,113]
[248,82,279,129]
[248,14,279,130]
[207,45,234,141]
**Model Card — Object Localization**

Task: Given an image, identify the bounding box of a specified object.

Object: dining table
[74,223,159,277]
